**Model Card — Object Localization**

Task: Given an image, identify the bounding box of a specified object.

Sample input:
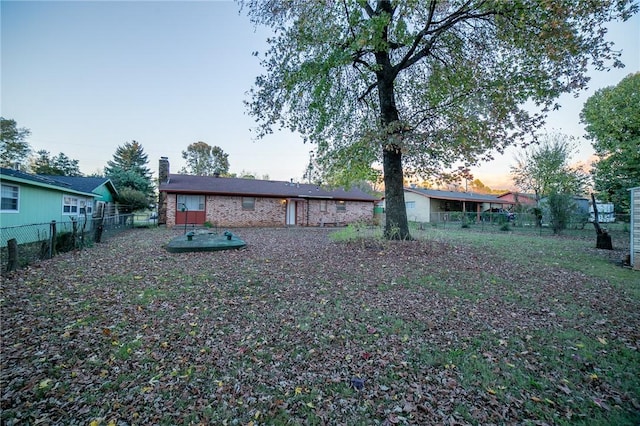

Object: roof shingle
[159,174,378,202]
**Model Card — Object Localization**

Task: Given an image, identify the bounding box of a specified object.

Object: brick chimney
[159,156,169,184]
[158,157,169,225]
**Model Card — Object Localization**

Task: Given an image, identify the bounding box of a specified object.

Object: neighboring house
[497,192,537,207]
[402,187,515,223]
[1,168,99,243]
[157,157,378,228]
[40,175,119,218]
[631,187,640,270]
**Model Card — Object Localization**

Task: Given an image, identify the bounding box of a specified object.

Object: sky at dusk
[2,1,639,189]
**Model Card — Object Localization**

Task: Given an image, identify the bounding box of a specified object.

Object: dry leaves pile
[1,227,638,425]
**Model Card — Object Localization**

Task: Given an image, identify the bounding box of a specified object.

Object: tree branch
[358,81,378,102]
[394,2,497,75]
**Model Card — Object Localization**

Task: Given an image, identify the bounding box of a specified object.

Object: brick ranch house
[157,157,379,228]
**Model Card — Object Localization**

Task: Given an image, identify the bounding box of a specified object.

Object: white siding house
[404,189,432,222]
[631,187,640,270]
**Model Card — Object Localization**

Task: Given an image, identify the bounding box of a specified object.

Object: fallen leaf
[38,379,52,390]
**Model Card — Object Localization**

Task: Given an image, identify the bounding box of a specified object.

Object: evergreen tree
[105,141,154,208]
[105,140,152,181]
[31,150,82,176]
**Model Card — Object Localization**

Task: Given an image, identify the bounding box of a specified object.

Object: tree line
[1,66,637,217]
[0,121,241,212]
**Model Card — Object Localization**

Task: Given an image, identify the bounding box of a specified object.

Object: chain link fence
[1,214,135,274]
[417,211,630,239]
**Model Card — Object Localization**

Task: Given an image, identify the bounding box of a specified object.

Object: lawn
[1,226,638,425]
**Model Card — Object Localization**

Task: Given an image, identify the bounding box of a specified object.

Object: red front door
[175,195,206,225]
[175,210,206,225]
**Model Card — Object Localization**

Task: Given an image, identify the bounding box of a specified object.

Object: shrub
[545,193,575,234]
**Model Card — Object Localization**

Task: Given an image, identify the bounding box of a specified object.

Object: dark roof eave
[404,187,515,204]
[159,188,377,202]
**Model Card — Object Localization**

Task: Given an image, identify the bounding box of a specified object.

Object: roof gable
[159,174,378,202]
[40,175,118,196]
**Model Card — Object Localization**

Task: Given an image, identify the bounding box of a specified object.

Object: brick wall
[306,199,373,225]
[207,196,285,227]
[162,192,374,227]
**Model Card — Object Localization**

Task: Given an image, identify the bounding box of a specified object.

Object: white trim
[630,187,640,269]
[62,194,94,216]
[0,182,20,213]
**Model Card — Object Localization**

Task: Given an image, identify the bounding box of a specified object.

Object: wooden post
[591,193,613,250]
[94,221,104,243]
[49,220,57,257]
[71,217,78,250]
[6,238,18,273]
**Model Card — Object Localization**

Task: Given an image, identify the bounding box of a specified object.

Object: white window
[1,183,19,212]
[79,199,93,216]
[320,200,327,212]
[177,194,205,211]
[405,201,416,209]
[242,197,256,211]
[63,195,93,215]
[63,196,79,214]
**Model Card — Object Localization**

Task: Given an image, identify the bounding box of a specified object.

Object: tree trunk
[591,193,612,250]
[377,50,411,240]
[383,146,410,239]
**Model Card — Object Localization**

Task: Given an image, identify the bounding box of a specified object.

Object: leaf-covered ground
[2,227,639,425]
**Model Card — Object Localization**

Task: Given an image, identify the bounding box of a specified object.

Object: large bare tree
[241,0,636,239]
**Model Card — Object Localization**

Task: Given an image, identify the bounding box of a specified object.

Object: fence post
[94,216,104,243]
[49,220,57,258]
[71,217,78,249]
[6,238,18,273]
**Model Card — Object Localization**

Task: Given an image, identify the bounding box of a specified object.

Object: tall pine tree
[105,140,154,211]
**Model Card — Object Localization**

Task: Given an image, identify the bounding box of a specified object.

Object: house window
[1,183,19,212]
[63,196,93,215]
[405,201,416,209]
[63,196,79,214]
[242,197,256,211]
[79,199,93,216]
[177,195,205,211]
[336,200,346,212]
[320,199,327,212]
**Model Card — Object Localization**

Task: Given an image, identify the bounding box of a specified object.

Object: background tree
[116,187,151,213]
[1,117,32,169]
[511,133,589,233]
[105,140,152,181]
[241,0,635,239]
[511,133,588,200]
[468,179,505,195]
[104,141,154,210]
[31,150,82,176]
[180,142,230,176]
[581,72,640,214]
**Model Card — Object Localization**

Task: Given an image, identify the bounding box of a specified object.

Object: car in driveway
[484,208,516,221]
